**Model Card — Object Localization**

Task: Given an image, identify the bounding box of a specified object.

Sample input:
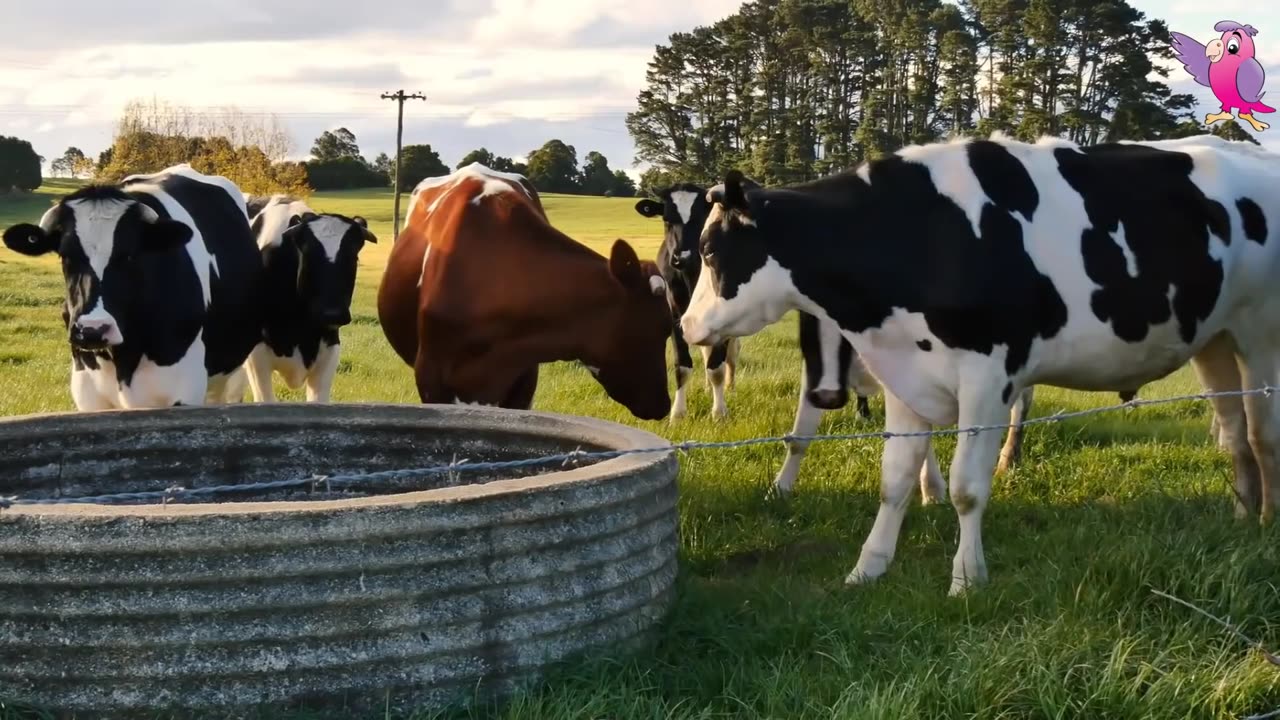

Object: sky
[0,0,1277,178]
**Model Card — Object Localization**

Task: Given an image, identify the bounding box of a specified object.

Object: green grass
[1,182,1278,720]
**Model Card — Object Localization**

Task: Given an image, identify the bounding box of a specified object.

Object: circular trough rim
[0,402,675,518]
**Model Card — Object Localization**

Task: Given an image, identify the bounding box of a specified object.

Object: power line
[380,90,427,242]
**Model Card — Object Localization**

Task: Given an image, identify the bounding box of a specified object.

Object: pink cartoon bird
[1170,21,1273,131]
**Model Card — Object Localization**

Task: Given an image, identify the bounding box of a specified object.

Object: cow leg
[847,345,881,420]
[219,367,249,404]
[947,377,1011,596]
[776,313,841,495]
[304,344,342,402]
[70,365,115,411]
[701,342,730,421]
[504,367,539,410]
[1191,333,1260,518]
[856,396,872,419]
[774,367,824,496]
[724,337,740,391]
[846,388,932,586]
[995,386,1035,474]
[918,443,947,505]
[1232,331,1280,524]
[670,313,694,420]
[245,344,277,403]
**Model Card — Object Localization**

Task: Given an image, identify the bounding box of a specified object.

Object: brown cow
[376,163,673,420]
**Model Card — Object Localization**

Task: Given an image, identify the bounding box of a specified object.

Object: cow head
[634,183,711,294]
[587,239,672,421]
[680,170,795,347]
[282,212,377,329]
[2,187,192,351]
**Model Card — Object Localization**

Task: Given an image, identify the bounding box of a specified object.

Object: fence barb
[2,385,1274,508]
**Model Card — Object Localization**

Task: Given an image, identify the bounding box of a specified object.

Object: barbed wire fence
[1,385,1273,509]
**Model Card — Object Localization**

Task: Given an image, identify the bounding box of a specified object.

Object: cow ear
[721,170,750,211]
[608,239,646,291]
[351,216,377,243]
[142,218,193,254]
[2,223,59,256]
[634,199,663,218]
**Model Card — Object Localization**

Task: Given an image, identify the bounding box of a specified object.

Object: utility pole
[380,90,427,241]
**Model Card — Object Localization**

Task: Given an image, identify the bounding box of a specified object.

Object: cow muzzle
[70,317,123,350]
[680,311,720,347]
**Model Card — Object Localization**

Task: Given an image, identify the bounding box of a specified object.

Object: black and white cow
[1,164,262,409]
[634,185,741,419]
[637,182,1042,494]
[680,133,1278,596]
[242,194,376,402]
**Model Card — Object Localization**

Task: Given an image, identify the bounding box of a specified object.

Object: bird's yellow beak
[1206,38,1224,63]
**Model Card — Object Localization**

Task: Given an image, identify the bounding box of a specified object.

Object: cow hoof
[948,578,978,597]
[711,406,729,422]
[844,567,882,587]
[766,482,793,501]
[845,551,891,586]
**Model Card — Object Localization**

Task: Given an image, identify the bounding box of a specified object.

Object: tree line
[626,0,1261,193]
[2,99,639,198]
[305,129,636,197]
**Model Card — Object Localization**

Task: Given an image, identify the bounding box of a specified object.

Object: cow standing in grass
[679,133,1280,595]
[635,185,743,421]
[377,163,673,419]
[637,182,1046,497]
[242,194,377,402]
[1,164,262,409]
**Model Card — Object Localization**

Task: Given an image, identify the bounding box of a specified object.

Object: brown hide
[376,166,672,420]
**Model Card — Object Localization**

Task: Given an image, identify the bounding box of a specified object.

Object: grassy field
[1,182,1278,719]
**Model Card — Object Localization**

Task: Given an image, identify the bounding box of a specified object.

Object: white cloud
[9,0,1277,176]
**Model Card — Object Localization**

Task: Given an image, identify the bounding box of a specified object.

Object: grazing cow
[679,133,1280,595]
[634,185,742,420]
[242,195,377,402]
[1,164,262,409]
[635,183,1040,494]
[376,163,672,419]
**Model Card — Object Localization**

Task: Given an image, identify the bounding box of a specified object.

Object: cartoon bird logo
[1170,21,1273,131]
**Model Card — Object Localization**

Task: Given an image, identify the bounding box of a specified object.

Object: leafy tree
[304,156,387,190]
[97,98,308,196]
[51,147,93,178]
[579,151,616,195]
[525,139,580,193]
[611,170,637,197]
[457,148,497,169]
[1211,120,1262,145]
[397,144,449,192]
[310,128,361,163]
[628,0,1197,183]
[458,147,528,175]
[95,147,114,177]
[372,152,393,176]
[0,135,42,192]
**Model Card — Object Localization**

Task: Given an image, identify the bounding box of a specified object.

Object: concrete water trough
[0,403,678,716]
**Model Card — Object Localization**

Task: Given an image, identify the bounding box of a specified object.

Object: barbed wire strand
[0,385,1271,509]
